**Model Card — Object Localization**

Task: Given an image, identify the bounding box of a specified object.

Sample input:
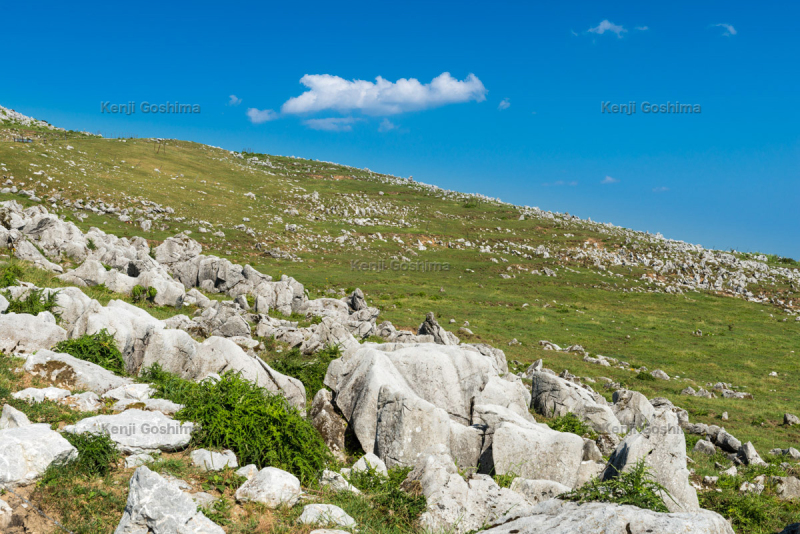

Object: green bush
[141,365,331,484]
[42,432,120,480]
[0,263,23,288]
[131,284,157,303]
[268,344,341,401]
[54,329,126,376]
[86,238,96,251]
[347,465,427,529]
[635,372,657,382]
[547,412,597,439]
[2,287,60,318]
[560,460,671,512]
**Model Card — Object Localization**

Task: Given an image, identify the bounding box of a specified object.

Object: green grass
[141,364,331,484]
[54,328,126,375]
[545,412,598,439]
[264,344,341,403]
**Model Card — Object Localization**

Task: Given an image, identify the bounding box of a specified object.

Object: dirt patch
[30,361,77,389]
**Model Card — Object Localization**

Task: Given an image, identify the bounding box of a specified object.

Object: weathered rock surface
[114,466,224,534]
[480,499,734,533]
[509,478,570,504]
[0,404,30,429]
[530,371,620,434]
[234,467,302,507]
[0,312,67,355]
[190,449,238,471]
[602,409,698,513]
[297,504,357,528]
[22,349,132,394]
[0,424,77,487]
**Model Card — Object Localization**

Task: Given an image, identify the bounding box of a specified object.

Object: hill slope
[0,108,798,456]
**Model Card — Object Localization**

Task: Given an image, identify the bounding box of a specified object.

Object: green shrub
[547,412,597,439]
[560,460,671,513]
[493,471,517,488]
[347,465,427,529]
[0,263,23,288]
[86,238,97,251]
[131,284,157,303]
[2,287,60,318]
[42,432,120,480]
[635,372,657,382]
[268,345,341,401]
[54,329,126,376]
[141,365,331,484]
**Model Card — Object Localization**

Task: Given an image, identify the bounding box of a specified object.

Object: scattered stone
[114,466,223,533]
[694,439,717,455]
[297,504,357,528]
[784,413,799,426]
[352,452,388,477]
[0,404,31,429]
[0,424,78,486]
[234,467,303,508]
[190,449,238,471]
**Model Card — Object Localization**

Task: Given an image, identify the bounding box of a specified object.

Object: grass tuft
[54,328,126,375]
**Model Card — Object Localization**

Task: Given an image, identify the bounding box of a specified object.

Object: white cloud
[601,175,619,184]
[653,186,669,193]
[246,108,278,124]
[713,23,737,36]
[635,26,649,31]
[378,118,397,132]
[588,20,627,37]
[228,95,242,106]
[498,98,511,111]
[281,72,487,116]
[303,117,361,132]
[571,29,579,37]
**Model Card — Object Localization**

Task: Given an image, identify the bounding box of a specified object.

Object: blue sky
[2,1,798,257]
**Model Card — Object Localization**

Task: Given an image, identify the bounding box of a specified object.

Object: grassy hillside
[0,122,798,459]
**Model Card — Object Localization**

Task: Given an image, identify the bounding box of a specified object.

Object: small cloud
[228,95,242,106]
[246,108,278,124]
[635,26,649,31]
[601,175,619,184]
[378,118,397,132]
[282,72,487,115]
[588,19,627,37]
[498,98,511,111]
[712,23,737,36]
[570,29,579,37]
[653,186,669,193]
[303,117,360,132]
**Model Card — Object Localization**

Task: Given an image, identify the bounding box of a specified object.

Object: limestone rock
[297,504,357,528]
[234,467,302,508]
[0,423,78,487]
[64,409,193,454]
[190,449,238,471]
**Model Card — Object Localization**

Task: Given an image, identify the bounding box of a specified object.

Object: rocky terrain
[0,107,797,533]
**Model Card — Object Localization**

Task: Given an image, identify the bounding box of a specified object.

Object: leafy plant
[42,432,120,480]
[86,238,97,251]
[347,465,427,529]
[493,471,517,488]
[2,287,60,318]
[54,329,126,376]
[131,284,158,303]
[560,460,672,513]
[141,364,331,484]
[267,344,341,401]
[0,263,23,288]
[547,412,597,439]
[635,372,657,382]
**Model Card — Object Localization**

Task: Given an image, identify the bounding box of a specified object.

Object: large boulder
[492,422,585,489]
[480,499,734,533]
[64,409,194,454]
[22,350,132,394]
[140,333,306,411]
[324,343,524,459]
[0,311,67,355]
[602,409,699,513]
[404,447,531,534]
[299,316,360,355]
[612,389,656,431]
[530,372,620,434]
[154,234,203,265]
[0,424,78,487]
[71,299,165,374]
[114,466,224,534]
